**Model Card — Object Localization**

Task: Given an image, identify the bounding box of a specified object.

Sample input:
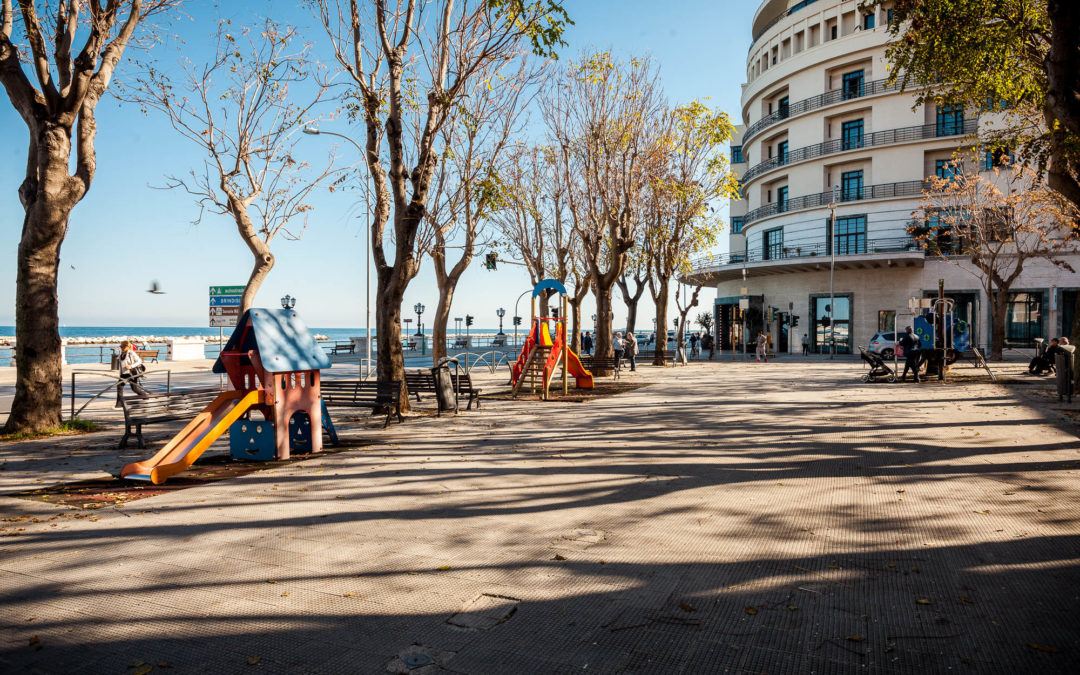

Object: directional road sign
[209,285,243,327]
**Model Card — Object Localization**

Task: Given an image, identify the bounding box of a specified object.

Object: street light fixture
[303,125,373,377]
[280,294,296,310]
[496,307,506,335]
[413,303,425,336]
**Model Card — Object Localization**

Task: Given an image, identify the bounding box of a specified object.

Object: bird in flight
[147,280,165,294]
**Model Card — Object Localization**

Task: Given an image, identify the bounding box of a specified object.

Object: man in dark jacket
[898,327,921,383]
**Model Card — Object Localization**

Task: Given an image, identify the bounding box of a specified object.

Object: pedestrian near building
[613,331,625,369]
[898,326,922,383]
[756,331,767,363]
[624,331,638,371]
[801,333,810,356]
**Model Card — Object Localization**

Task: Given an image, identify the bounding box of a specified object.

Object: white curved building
[685,0,1079,355]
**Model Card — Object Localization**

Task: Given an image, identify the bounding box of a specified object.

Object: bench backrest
[121,388,222,419]
[404,370,436,392]
[321,380,402,405]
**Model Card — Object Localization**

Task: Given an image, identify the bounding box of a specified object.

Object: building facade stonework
[684,0,1080,355]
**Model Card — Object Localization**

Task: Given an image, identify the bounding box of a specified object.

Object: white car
[868,332,897,358]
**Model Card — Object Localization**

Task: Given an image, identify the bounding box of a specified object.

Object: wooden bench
[329,341,355,355]
[136,349,159,363]
[491,334,507,347]
[452,337,469,349]
[321,380,404,428]
[118,387,223,449]
[580,356,621,379]
[403,369,483,412]
[646,349,678,362]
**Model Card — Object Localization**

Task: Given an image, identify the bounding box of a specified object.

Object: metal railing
[742,77,903,144]
[752,0,821,42]
[687,236,919,276]
[741,119,979,185]
[744,179,930,228]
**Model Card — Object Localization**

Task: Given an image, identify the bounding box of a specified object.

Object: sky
[0,0,759,330]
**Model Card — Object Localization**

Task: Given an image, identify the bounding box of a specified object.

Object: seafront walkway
[1,360,1079,673]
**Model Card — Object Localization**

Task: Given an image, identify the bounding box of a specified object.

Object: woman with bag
[118,340,151,397]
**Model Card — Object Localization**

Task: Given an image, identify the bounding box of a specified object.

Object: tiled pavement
[1,360,1079,673]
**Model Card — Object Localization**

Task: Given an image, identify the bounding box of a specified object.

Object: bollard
[1056,345,1075,403]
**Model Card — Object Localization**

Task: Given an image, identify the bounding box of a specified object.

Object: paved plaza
[1,359,1079,673]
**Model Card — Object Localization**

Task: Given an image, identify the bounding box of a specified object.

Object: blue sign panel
[209,295,242,307]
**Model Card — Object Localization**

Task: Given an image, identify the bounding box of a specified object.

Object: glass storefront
[1004,292,1044,347]
[812,294,851,354]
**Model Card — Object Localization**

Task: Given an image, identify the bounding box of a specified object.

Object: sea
[0,326,503,367]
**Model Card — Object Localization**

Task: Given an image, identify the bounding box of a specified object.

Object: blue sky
[0,0,758,329]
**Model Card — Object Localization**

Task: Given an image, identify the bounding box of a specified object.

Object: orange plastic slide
[564,348,594,388]
[121,389,263,484]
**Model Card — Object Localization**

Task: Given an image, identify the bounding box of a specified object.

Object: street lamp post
[280,294,296,310]
[413,303,425,336]
[303,125,372,377]
[496,307,506,335]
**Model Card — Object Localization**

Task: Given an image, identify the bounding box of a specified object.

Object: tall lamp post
[303,125,372,376]
[413,303,425,336]
[828,183,839,360]
[280,294,296,310]
[496,307,506,335]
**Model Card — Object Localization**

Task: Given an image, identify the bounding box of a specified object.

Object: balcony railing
[687,236,919,276]
[752,0,821,42]
[743,180,930,228]
[742,77,902,144]
[740,118,979,185]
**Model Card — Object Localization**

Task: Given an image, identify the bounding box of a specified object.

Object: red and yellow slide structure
[510,318,593,397]
[121,389,264,485]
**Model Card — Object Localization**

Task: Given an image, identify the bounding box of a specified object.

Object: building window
[863,13,876,30]
[776,186,789,212]
[842,70,865,100]
[935,159,957,180]
[878,310,896,333]
[1004,292,1045,347]
[937,105,964,136]
[731,145,744,163]
[777,140,789,165]
[764,227,784,260]
[812,294,851,354]
[841,119,864,150]
[834,215,867,254]
[731,216,744,234]
[778,96,790,118]
[840,170,864,201]
[984,148,1012,170]
[830,25,838,40]
[887,9,895,24]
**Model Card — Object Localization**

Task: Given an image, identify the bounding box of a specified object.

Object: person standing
[118,339,151,398]
[613,331,625,369]
[582,332,593,355]
[689,333,699,358]
[801,333,810,356]
[755,331,768,363]
[898,326,922,383]
[702,332,714,359]
[624,331,639,371]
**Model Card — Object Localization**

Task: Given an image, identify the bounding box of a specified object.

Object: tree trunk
[990,288,1009,360]
[375,265,410,412]
[240,235,275,314]
[4,130,81,434]
[569,296,583,353]
[652,279,670,366]
[592,285,615,375]
[431,280,455,365]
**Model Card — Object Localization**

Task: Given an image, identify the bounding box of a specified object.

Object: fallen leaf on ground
[787,605,798,611]
[846,635,865,642]
[280,592,289,597]
[744,606,757,615]
[343,592,356,597]
[916,598,932,605]
[247,656,261,665]
[678,602,697,612]
[133,667,153,675]
[28,635,41,649]
[437,565,451,571]
[974,510,990,515]
[1026,643,1061,653]
[265,580,278,584]
[960,596,974,604]
[551,554,567,561]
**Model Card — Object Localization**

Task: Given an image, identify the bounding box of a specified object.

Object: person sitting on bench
[1029,337,1063,375]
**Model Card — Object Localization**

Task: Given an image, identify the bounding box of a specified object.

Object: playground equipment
[121,308,332,484]
[510,280,593,399]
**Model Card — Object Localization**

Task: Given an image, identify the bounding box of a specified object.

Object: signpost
[209,286,244,327]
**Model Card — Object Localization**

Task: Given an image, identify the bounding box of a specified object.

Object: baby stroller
[858,346,896,383]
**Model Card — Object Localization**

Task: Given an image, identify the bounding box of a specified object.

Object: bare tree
[309,0,569,408]
[130,20,341,313]
[545,52,663,374]
[616,256,647,336]
[915,158,1079,359]
[423,57,539,364]
[644,100,737,365]
[1,0,181,433]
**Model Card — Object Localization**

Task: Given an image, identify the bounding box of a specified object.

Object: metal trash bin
[431,357,460,415]
[110,350,120,370]
[1056,345,1075,403]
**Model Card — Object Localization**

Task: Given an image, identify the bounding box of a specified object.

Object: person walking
[898,326,922,383]
[801,333,810,356]
[689,333,699,358]
[624,331,639,371]
[755,331,768,363]
[582,332,593,355]
[613,331,625,369]
[117,339,151,399]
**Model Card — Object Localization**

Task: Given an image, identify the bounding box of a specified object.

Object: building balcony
[740,119,979,187]
[682,237,924,285]
[742,76,901,144]
[744,179,929,229]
